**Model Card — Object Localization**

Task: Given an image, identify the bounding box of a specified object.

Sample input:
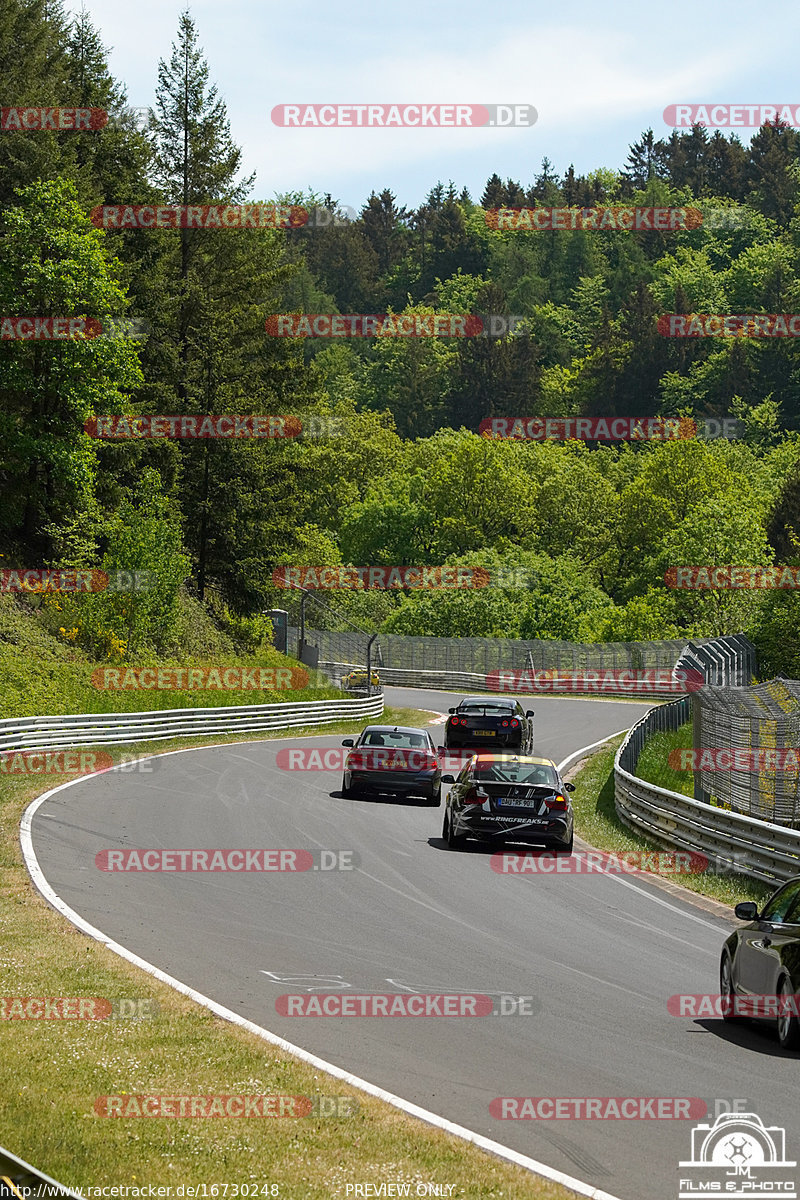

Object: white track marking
[556,740,731,935]
[21,753,624,1200]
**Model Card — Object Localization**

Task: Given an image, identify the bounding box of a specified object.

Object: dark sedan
[341,725,442,805]
[444,696,534,753]
[441,753,574,853]
[721,875,800,1050]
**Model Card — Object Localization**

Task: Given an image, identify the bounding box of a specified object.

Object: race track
[26,688,800,1200]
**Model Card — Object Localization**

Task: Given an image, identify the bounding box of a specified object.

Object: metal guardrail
[615,700,800,885]
[0,695,385,755]
[0,1141,80,1199]
[322,662,726,699]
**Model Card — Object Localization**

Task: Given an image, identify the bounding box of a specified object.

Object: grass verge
[1,708,576,1199]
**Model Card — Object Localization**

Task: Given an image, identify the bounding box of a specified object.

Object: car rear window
[474,764,559,786]
[362,731,427,749]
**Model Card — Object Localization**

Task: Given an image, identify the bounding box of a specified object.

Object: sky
[83,0,800,212]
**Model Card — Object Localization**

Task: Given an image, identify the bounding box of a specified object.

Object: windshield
[361,730,427,749]
[474,763,559,787]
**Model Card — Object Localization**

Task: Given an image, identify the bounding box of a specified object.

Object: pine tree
[360,189,410,274]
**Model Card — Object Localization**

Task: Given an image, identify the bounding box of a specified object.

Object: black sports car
[444,696,534,753]
[440,753,574,853]
[341,724,442,804]
[721,874,800,1050]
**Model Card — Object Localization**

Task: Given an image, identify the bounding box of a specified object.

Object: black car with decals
[441,753,574,853]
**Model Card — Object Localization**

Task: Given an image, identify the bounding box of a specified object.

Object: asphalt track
[27,688,800,1199]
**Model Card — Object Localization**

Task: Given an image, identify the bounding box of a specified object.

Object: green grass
[569,735,773,908]
[633,723,694,797]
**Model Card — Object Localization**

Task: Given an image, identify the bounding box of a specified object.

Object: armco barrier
[0,694,384,755]
[313,633,754,698]
[615,699,800,884]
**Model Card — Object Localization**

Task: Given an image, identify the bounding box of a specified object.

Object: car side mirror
[441,774,455,784]
[341,739,354,747]
[437,745,445,754]
[525,710,534,718]
[564,782,575,793]
[448,708,456,714]
[734,902,759,921]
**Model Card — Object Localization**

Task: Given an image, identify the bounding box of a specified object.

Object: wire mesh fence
[692,678,800,828]
[287,625,754,695]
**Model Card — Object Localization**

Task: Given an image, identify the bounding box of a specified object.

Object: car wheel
[341,775,354,798]
[554,832,573,856]
[443,810,467,849]
[720,952,743,1022]
[776,975,800,1050]
[425,782,442,807]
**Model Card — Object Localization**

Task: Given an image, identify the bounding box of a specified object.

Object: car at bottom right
[721,874,800,1050]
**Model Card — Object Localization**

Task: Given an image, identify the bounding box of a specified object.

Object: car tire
[341,775,354,798]
[554,833,573,856]
[443,810,467,849]
[776,975,800,1050]
[720,952,743,1022]
[425,783,442,807]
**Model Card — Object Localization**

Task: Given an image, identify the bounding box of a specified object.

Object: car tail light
[510,719,519,728]
[544,794,568,812]
[460,718,467,726]
[501,719,509,727]
[424,754,438,771]
[450,716,460,726]
[464,787,487,805]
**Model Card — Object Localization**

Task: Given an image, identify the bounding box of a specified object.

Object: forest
[4,0,800,679]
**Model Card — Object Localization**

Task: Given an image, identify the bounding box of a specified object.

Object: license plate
[497,796,539,808]
[474,729,495,736]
